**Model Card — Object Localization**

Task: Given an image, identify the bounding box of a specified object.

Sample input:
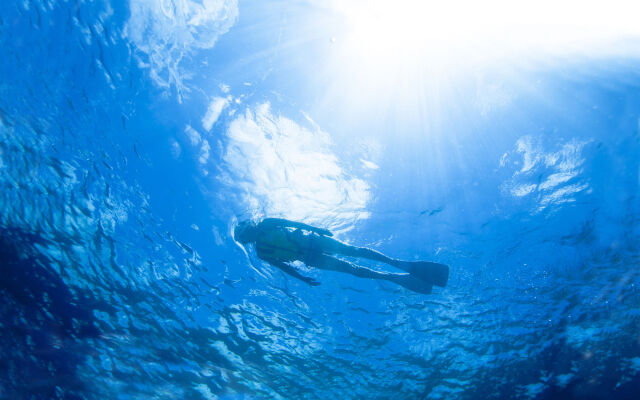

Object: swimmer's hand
[304,277,321,286]
[270,259,322,286]
[315,228,333,237]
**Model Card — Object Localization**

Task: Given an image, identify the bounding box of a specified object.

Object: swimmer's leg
[315,236,448,287]
[316,236,399,265]
[310,254,432,294]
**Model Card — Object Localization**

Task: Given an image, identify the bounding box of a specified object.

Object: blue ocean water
[1,1,640,399]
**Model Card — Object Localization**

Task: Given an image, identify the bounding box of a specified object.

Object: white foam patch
[124,0,238,101]
[361,159,379,170]
[539,182,589,207]
[184,124,202,146]
[222,103,370,229]
[502,136,590,211]
[183,125,210,173]
[537,171,573,191]
[199,139,210,168]
[511,183,537,197]
[202,96,229,131]
[515,136,542,173]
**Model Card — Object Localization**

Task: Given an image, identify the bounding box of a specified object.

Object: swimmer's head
[234,220,258,244]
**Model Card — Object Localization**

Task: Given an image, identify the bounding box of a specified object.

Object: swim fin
[393,273,433,294]
[397,261,449,287]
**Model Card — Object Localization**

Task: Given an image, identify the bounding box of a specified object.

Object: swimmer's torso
[255,227,313,262]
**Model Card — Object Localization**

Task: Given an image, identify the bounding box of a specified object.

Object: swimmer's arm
[270,260,321,286]
[261,218,333,237]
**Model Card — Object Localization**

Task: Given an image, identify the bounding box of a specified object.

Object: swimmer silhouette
[234,218,449,294]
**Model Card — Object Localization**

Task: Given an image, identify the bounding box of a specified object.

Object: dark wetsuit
[256,228,320,264]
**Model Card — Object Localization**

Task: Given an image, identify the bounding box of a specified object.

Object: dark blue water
[1,1,640,399]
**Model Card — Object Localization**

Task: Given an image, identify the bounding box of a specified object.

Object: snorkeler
[234,218,449,294]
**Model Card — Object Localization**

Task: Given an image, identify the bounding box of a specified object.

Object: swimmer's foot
[396,261,449,287]
[392,273,432,295]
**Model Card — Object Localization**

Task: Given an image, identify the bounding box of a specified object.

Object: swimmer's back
[256,228,301,262]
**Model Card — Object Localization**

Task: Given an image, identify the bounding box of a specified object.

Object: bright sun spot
[313,0,640,126]
[333,0,640,69]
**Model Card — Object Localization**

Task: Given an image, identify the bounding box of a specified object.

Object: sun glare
[309,0,640,134]
[334,0,640,70]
